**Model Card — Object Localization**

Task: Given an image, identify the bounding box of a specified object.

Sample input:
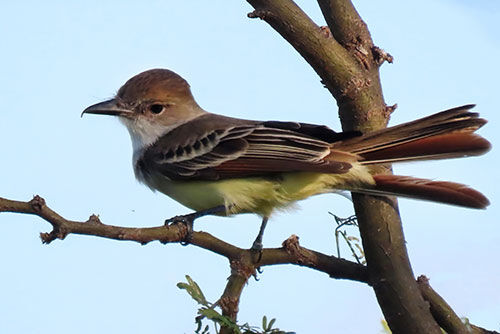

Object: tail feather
[334,105,490,164]
[332,105,490,209]
[360,174,490,209]
[360,132,491,164]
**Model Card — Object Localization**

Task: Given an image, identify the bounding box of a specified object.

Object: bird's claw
[164,214,193,226]
[164,214,195,245]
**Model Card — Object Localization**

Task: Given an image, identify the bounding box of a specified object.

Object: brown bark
[417,276,499,334]
[246,0,441,332]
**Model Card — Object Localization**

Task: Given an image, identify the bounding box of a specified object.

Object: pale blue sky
[1,1,499,333]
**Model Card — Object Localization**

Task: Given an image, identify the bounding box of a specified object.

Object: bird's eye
[149,104,164,114]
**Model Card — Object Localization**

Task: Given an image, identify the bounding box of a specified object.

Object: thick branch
[247,0,391,131]
[317,0,393,68]
[417,275,469,334]
[247,0,378,127]
[417,276,499,334]
[317,0,392,66]
[218,257,255,334]
[318,0,372,52]
[0,195,367,283]
[246,1,441,333]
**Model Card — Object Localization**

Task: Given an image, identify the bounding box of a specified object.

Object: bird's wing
[139,114,358,181]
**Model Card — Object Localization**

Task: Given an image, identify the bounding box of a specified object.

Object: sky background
[1,1,499,333]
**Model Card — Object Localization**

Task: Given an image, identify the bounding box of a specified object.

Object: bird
[83,68,491,249]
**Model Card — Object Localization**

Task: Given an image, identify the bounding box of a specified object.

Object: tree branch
[5,192,494,332]
[218,257,255,334]
[317,0,392,66]
[417,276,499,334]
[246,0,441,332]
[0,195,368,283]
[318,0,372,53]
[247,0,391,130]
[2,194,368,333]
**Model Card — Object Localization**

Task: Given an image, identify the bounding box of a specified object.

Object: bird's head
[83,68,205,151]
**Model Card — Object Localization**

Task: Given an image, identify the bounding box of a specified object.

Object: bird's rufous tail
[335,105,491,209]
[367,174,489,208]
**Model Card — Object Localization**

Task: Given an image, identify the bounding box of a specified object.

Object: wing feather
[139,117,354,181]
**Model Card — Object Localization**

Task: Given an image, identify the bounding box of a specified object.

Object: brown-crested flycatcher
[83,69,491,249]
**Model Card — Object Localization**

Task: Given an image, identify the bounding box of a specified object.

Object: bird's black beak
[81,99,134,118]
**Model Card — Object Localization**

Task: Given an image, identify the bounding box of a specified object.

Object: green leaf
[199,308,241,333]
[177,275,208,306]
[267,318,276,330]
[262,316,268,330]
[199,307,221,320]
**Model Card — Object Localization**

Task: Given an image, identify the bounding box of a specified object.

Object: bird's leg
[251,216,269,251]
[164,205,227,244]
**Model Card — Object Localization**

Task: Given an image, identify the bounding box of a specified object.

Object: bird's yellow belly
[147,164,374,217]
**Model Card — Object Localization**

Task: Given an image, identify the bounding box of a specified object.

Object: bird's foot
[164,205,228,245]
[165,214,196,245]
[250,237,264,264]
[250,240,263,252]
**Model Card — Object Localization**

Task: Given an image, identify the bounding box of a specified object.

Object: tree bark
[246,0,441,332]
